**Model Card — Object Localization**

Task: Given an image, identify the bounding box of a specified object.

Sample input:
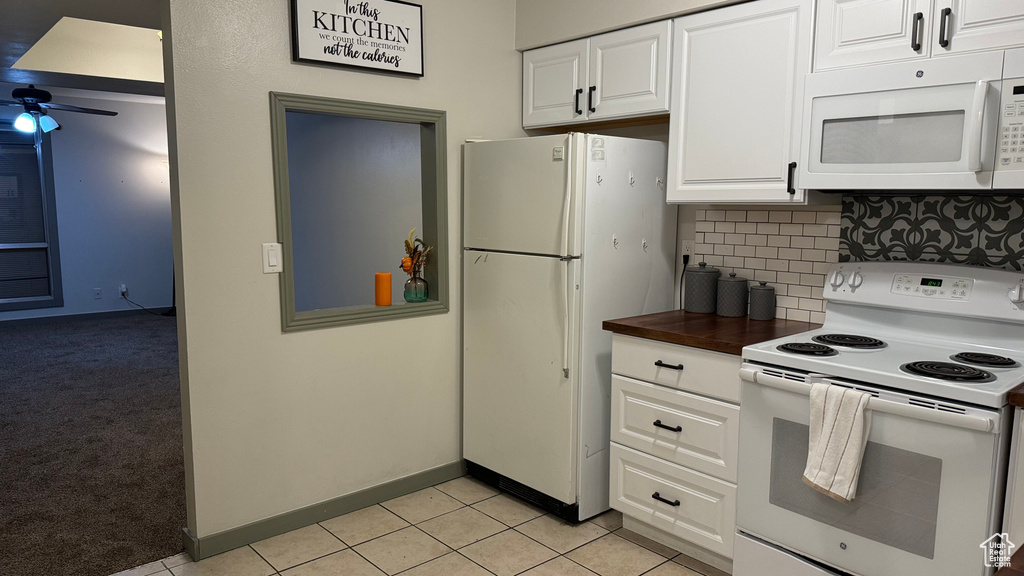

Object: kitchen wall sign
[290,0,423,76]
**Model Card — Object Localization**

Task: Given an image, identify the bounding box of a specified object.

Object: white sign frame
[291,0,423,77]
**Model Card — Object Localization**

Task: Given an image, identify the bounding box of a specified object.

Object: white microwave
[800,48,1024,190]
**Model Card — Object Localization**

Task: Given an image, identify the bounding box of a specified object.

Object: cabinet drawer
[612,375,739,482]
[611,334,741,403]
[610,443,736,558]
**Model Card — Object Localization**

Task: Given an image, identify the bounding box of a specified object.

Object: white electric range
[734,261,1024,576]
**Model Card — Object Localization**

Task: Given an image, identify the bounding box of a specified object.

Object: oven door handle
[739,367,995,433]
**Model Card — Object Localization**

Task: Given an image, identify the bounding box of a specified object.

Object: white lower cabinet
[609,334,741,564]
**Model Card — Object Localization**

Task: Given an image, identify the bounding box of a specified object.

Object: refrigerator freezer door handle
[560,136,574,379]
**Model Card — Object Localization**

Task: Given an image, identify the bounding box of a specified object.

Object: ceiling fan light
[14,112,35,133]
[38,115,59,133]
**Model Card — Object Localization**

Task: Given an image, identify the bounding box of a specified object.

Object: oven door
[736,364,1005,576]
[799,50,1003,190]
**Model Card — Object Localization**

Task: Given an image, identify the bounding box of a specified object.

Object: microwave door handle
[967,80,988,172]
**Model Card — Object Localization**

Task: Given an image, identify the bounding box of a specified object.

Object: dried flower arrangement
[400,228,432,279]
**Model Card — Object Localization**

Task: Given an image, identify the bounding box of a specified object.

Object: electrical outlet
[119,284,127,298]
[93,288,102,299]
[681,240,695,260]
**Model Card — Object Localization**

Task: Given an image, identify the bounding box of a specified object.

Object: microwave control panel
[998,79,1024,170]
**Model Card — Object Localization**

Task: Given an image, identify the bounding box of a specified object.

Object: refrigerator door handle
[560,136,574,379]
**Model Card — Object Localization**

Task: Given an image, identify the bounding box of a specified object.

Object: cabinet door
[933,0,1024,56]
[667,0,813,203]
[523,39,588,128]
[814,0,933,71]
[587,21,672,121]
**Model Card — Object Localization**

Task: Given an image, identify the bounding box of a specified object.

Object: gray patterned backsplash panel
[840,196,1024,271]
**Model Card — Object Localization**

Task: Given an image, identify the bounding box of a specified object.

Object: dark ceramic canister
[684,262,720,313]
[716,272,749,317]
[749,281,776,320]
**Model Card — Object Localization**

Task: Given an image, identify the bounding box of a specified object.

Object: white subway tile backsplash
[789,261,813,274]
[802,224,829,237]
[778,247,802,261]
[790,236,815,249]
[809,311,826,324]
[693,206,842,321]
[802,249,826,262]
[787,309,811,322]
[745,257,767,270]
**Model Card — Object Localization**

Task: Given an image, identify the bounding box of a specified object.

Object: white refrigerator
[463,134,676,521]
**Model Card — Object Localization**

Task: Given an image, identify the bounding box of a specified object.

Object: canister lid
[719,272,747,283]
[750,281,775,291]
[687,262,720,275]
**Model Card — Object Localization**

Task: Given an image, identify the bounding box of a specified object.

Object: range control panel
[891,274,974,300]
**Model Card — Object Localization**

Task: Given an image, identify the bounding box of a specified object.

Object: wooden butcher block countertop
[602,309,820,356]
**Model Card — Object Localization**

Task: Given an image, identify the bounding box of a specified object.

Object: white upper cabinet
[814,0,933,71]
[816,0,1024,71]
[522,21,671,128]
[934,0,1024,56]
[667,0,814,204]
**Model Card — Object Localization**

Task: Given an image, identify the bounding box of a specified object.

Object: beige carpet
[0,312,185,576]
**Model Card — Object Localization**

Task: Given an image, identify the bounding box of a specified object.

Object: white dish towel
[802,383,873,503]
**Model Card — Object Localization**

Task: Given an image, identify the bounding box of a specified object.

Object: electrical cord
[122,293,166,316]
[679,253,690,310]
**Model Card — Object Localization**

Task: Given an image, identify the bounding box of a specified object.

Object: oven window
[821,111,964,164]
[769,419,941,559]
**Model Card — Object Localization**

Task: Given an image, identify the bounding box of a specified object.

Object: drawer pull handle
[652,492,680,507]
[653,419,682,432]
[654,360,684,371]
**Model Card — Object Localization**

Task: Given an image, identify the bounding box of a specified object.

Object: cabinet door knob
[653,419,683,433]
[654,360,684,371]
[939,8,952,48]
[911,12,923,51]
[588,86,597,113]
[574,88,583,116]
[652,492,680,506]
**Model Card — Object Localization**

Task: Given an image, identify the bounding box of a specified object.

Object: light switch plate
[262,242,283,274]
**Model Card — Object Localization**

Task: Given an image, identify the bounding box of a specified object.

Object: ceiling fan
[0,85,117,134]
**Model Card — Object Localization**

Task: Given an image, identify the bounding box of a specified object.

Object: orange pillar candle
[374,273,392,306]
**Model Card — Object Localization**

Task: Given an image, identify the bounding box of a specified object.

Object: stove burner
[777,342,838,356]
[812,334,887,349]
[951,352,1019,368]
[901,361,995,382]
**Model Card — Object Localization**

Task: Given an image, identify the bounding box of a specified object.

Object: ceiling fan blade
[38,102,118,116]
[0,100,25,107]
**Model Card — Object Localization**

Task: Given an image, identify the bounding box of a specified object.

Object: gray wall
[285,112,422,311]
[0,85,172,320]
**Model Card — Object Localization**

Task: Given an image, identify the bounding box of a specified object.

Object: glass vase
[404,276,428,303]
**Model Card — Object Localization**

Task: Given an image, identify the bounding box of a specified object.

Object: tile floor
[112,477,728,576]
